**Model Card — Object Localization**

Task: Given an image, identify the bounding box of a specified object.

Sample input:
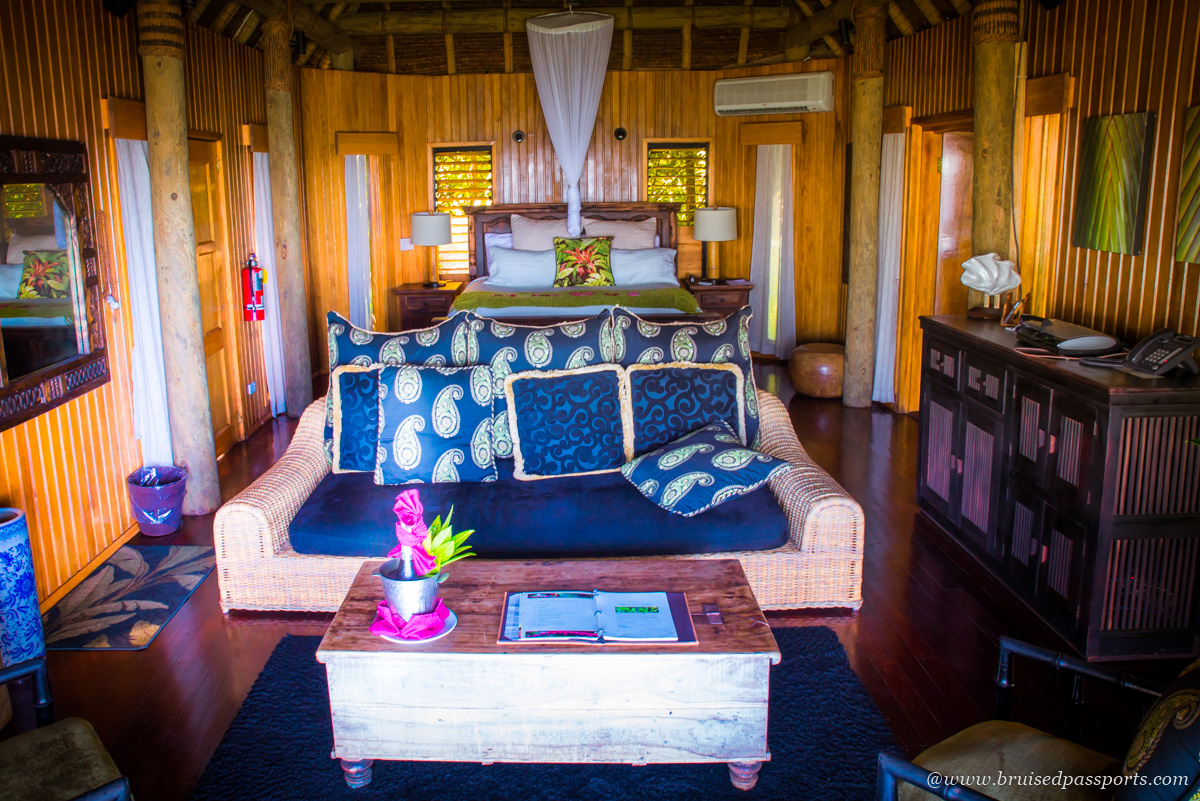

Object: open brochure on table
[498,590,698,644]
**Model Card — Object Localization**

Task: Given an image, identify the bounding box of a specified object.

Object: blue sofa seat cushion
[290,460,789,558]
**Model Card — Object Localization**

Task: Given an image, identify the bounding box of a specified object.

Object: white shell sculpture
[960,252,1022,296]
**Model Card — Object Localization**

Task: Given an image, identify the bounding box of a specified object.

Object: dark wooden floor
[8,372,1172,800]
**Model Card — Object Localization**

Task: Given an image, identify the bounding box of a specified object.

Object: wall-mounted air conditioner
[713,72,835,116]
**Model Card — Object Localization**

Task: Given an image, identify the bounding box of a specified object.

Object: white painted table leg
[341,758,373,788]
[729,761,762,791]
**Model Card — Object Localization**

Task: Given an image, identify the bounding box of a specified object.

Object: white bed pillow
[7,232,60,256]
[583,217,657,249]
[484,232,513,263]
[487,246,556,287]
[510,215,570,251]
[611,248,677,286]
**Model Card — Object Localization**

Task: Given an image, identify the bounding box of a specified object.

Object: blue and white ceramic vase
[0,508,45,665]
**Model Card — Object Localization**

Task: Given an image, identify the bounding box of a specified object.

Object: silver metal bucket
[374,558,446,620]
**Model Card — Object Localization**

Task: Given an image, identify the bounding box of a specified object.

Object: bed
[459,202,712,323]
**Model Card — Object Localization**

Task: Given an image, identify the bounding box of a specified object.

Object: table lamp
[411,211,452,288]
[693,206,737,282]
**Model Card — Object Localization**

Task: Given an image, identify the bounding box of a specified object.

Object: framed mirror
[0,135,108,431]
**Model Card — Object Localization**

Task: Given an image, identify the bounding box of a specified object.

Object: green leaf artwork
[552,236,615,288]
[1071,111,1156,256]
[1175,106,1200,263]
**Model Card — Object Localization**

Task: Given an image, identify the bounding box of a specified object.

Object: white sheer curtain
[344,154,372,329]
[253,152,287,416]
[872,133,906,404]
[747,145,797,359]
[526,12,613,236]
[114,139,173,465]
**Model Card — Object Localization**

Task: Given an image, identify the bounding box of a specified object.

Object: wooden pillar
[262,12,315,416]
[136,0,221,514]
[842,0,888,409]
[972,0,1022,307]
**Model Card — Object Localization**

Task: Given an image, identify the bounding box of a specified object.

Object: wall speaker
[614,127,628,141]
[512,130,526,144]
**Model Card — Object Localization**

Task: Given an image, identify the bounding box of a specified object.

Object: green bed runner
[452,287,700,314]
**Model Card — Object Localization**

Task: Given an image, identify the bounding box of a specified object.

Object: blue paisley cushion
[626,362,745,454]
[474,312,612,461]
[374,365,497,485]
[1116,659,1200,801]
[620,422,789,517]
[608,306,760,447]
[331,366,382,474]
[505,364,633,480]
[324,310,481,464]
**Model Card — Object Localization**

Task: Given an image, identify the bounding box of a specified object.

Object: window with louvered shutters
[433,146,493,277]
[646,144,708,226]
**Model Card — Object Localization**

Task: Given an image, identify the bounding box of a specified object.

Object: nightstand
[687,280,754,315]
[388,282,463,331]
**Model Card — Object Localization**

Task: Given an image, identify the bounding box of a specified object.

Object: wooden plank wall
[886,0,1200,345]
[0,0,270,604]
[297,60,851,358]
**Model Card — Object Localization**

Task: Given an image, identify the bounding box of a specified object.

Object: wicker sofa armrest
[756,389,865,557]
[213,399,330,582]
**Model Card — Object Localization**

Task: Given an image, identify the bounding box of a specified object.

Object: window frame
[641,138,712,228]
[428,142,495,279]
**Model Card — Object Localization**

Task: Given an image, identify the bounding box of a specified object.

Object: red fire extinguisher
[242,254,265,322]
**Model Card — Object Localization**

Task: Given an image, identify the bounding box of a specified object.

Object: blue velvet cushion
[609,306,760,446]
[330,366,380,473]
[627,362,745,454]
[323,310,482,463]
[1116,659,1200,801]
[474,313,611,459]
[375,365,496,484]
[621,422,789,517]
[506,364,631,480]
[290,459,791,558]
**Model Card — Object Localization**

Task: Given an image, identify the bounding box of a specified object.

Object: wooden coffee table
[316,559,780,790]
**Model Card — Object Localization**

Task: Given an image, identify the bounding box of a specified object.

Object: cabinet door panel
[1003,478,1043,593]
[919,384,961,524]
[1047,399,1099,511]
[924,338,961,391]
[1011,377,1051,483]
[958,405,1006,558]
[1038,508,1087,628]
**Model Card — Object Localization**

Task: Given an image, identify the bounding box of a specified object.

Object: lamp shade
[411,212,452,246]
[693,207,737,241]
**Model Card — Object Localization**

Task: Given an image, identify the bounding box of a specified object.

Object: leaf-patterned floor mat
[41,545,215,650]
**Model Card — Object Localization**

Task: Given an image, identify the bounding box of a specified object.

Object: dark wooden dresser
[917,315,1200,661]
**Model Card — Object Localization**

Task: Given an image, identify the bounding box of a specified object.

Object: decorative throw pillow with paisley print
[330,365,382,474]
[1115,658,1200,801]
[473,313,612,461]
[505,364,632,480]
[323,310,482,464]
[607,306,760,446]
[552,236,615,287]
[626,362,746,455]
[620,422,788,517]
[374,364,496,485]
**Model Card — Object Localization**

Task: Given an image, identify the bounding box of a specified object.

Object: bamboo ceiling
[169,0,971,75]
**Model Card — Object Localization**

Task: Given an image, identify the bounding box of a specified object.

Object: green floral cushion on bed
[553,236,614,288]
[18,250,70,299]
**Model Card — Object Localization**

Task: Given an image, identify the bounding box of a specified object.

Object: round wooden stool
[788,343,845,398]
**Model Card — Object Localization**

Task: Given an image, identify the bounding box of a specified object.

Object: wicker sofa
[212,389,864,613]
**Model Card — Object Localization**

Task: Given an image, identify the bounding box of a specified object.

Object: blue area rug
[42,545,214,650]
[190,627,900,800]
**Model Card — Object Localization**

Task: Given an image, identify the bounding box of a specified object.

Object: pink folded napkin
[369,599,449,640]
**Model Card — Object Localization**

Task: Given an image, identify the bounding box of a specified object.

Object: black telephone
[1080,329,1200,377]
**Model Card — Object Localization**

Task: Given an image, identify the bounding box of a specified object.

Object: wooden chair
[0,655,130,801]
[875,636,1170,801]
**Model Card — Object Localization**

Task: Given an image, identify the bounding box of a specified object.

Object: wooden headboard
[466,202,680,280]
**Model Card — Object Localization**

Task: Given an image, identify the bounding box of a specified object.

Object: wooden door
[918,381,961,526]
[958,403,1006,560]
[188,139,240,456]
[1002,475,1044,593]
[934,132,973,315]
